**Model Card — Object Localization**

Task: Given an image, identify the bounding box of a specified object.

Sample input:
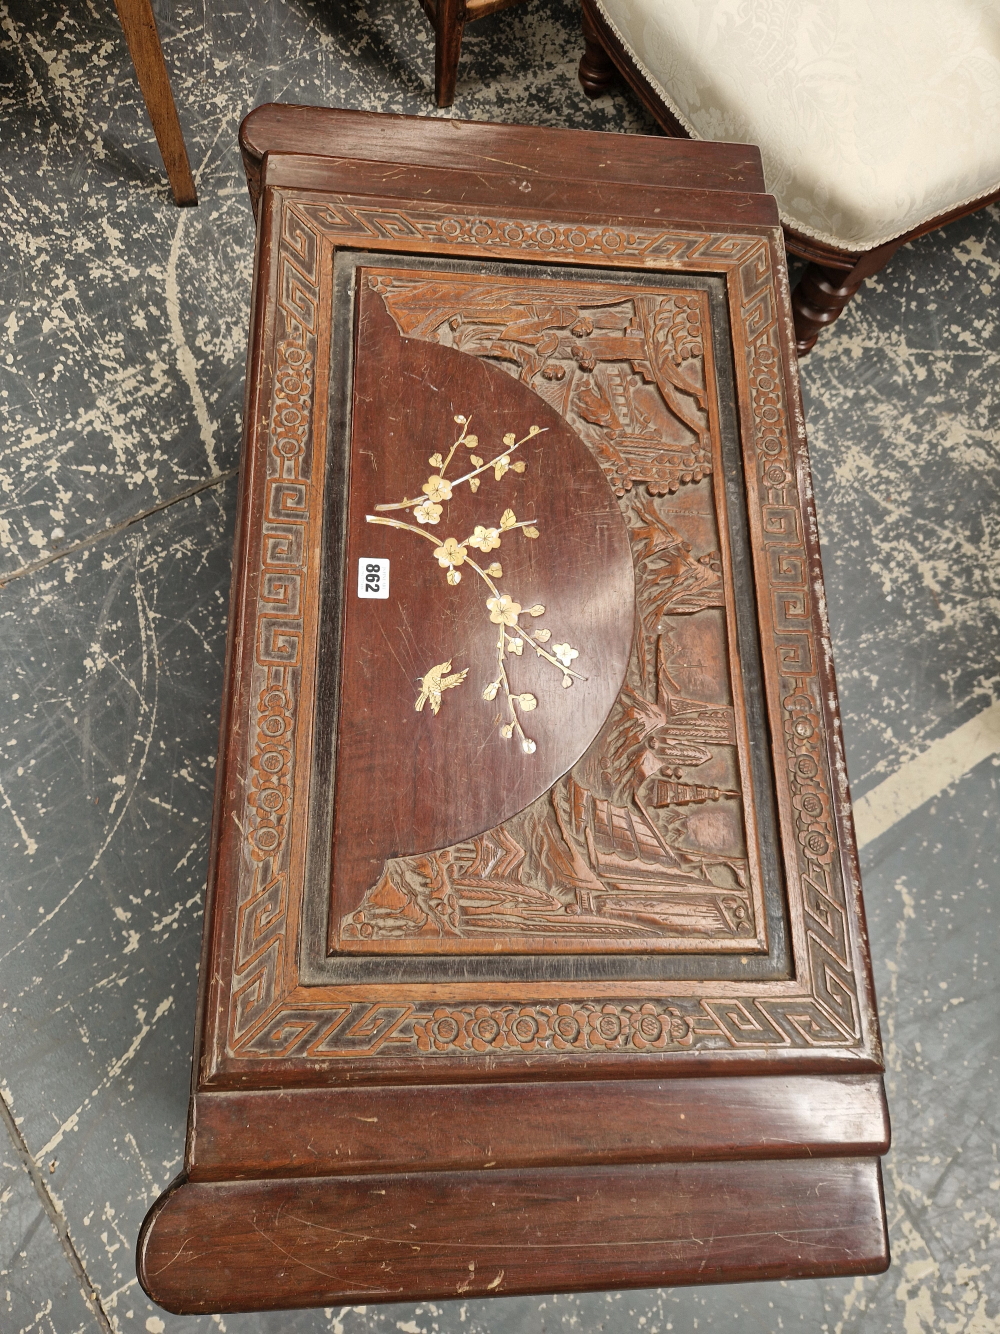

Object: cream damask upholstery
[593,0,1000,251]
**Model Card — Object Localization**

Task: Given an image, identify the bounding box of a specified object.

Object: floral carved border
[221,194,865,1067]
[228,205,317,1046]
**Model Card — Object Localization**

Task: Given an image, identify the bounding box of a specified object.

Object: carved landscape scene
[339,270,765,953]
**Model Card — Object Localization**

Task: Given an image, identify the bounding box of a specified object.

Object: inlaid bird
[414,660,468,715]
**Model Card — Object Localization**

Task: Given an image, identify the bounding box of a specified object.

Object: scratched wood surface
[4,3,998,1329]
[130,106,892,1312]
[185,1075,890,1180]
[140,1157,889,1313]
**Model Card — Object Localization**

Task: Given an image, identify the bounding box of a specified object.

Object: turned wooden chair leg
[579,2,618,98]
[791,265,867,355]
[791,239,902,355]
[113,0,197,206]
[434,0,467,108]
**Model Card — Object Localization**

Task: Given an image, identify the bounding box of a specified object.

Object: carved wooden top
[191,126,881,1087]
[333,266,766,958]
[331,285,635,931]
[135,113,889,1322]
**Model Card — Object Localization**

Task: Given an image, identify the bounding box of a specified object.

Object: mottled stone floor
[1,1,998,1331]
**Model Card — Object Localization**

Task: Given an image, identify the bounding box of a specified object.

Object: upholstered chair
[579,0,1000,353]
[114,0,196,205]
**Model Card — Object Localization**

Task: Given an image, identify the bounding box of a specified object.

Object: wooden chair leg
[579,1,618,98]
[113,0,197,206]
[434,0,466,108]
[791,265,867,355]
[792,239,903,355]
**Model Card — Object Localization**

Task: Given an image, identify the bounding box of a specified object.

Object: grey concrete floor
[1,1,998,1330]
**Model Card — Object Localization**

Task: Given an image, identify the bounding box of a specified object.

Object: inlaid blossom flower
[487,595,521,626]
[469,525,501,552]
[433,537,467,569]
[364,412,574,764]
[414,500,443,524]
[422,475,453,503]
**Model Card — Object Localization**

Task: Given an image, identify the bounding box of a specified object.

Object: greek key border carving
[224,194,862,1062]
[229,201,317,1045]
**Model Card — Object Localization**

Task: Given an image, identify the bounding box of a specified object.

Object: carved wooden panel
[200,186,874,1077]
[335,268,767,955]
[138,109,888,1315]
[330,287,635,941]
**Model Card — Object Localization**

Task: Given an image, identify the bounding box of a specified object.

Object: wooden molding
[576,0,1000,352]
[140,1156,889,1313]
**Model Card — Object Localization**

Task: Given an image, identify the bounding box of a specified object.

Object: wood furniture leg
[434,0,467,107]
[791,239,904,354]
[579,3,618,98]
[113,0,197,206]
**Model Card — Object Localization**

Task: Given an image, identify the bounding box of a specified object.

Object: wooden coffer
[138,105,890,1313]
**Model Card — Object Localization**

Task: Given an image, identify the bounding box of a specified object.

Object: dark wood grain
[187,1074,890,1180]
[330,283,634,929]
[139,1157,889,1313]
[113,0,196,206]
[238,103,767,215]
[433,0,466,106]
[579,0,619,98]
[137,106,888,1310]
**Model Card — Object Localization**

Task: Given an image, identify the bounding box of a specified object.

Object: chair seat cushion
[595,0,1000,251]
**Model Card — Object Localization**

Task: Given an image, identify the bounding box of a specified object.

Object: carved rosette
[412,1002,697,1054]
